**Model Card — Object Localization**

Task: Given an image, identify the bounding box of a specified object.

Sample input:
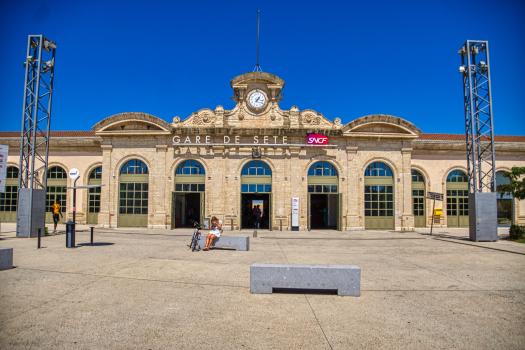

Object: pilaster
[401,147,414,230]
[98,145,112,228]
[151,145,168,228]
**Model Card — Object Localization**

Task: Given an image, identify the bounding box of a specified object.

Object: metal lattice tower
[16,35,56,238]
[458,40,496,193]
[18,35,56,190]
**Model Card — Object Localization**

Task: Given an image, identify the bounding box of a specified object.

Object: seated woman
[203,216,222,251]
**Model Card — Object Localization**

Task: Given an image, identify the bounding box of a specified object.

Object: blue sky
[1,0,524,135]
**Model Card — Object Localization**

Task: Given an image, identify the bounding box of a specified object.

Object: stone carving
[193,112,216,125]
[173,116,181,124]
[299,110,334,128]
[333,118,342,127]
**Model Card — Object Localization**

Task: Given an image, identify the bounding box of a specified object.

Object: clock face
[249,91,266,108]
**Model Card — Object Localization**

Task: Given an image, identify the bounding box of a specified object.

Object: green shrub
[508,225,525,240]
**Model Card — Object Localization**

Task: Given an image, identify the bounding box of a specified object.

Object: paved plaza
[0,223,524,349]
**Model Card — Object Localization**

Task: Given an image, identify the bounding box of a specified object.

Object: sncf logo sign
[307,133,329,145]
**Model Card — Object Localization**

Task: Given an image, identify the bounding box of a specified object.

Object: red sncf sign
[307,133,329,145]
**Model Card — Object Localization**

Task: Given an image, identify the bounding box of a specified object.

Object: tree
[498,167,525,200]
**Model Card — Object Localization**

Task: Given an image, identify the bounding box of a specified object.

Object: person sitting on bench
[203,216,222,251]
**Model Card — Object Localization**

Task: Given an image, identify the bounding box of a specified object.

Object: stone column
[152,145,168,228]
[345,146,360,230]
[98,145,113,228]
[401,148,414,230]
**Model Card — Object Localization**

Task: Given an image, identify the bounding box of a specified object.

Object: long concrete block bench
[250,263,361,296]
[197,235,249,251]
[0,247,13,270]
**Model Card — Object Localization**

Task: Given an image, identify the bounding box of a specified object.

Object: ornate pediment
[92,112,171,135]
[342,114,421,138]
[298,109,342,129]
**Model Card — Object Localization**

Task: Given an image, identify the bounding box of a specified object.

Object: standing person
[259,206,264,229]
[203,216,222,251]
[52,198,63,233]
[252,205,258,228]
[255,205,262,229]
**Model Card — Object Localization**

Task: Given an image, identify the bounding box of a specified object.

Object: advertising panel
[0,145,8,193]
[291,197,299,230]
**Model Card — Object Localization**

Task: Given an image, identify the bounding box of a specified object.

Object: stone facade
[1,72,524,230]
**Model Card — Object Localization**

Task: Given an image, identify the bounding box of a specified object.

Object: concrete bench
[197,235,249,251]
[250,263,361,296]
[0,247,13,270]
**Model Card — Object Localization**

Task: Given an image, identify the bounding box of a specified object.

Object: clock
[249,91,266,108]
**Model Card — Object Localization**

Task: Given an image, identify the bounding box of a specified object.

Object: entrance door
[241,193,271,229]
[171,192,203,228]
[309,194,338,230]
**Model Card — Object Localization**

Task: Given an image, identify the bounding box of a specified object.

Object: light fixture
[459,66,466,73]
[27,56,34,62]
[478,61,486,67]
[472,46,479,55]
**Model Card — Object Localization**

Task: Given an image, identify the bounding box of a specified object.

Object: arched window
[7,166,19,178]
[174,160,205,192]
[88,167,102,225]
[364,162,394,230]
[412,169,424,182]
[119,160,149,227]
[307,162,338,194]
[496,171,513,226]
[446,170,469,227]
[47,166,67,179]
[0,167,19,222]
[176,160,205,175]
[46,166,67,223]
[241,161,272,176]
[365,162,393,177]
[308,162,338,177]
[241,161,271,193]
[446,170,467,182]
[411,170,425,227]
[89,166,102,179]
[121,159,148,175]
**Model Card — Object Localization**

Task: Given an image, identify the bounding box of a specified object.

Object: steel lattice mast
[17,35,56,238]
[458,40,496,193]
[458,40,498,242]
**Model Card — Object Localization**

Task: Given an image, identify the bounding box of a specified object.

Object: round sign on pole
[69,168,80,179]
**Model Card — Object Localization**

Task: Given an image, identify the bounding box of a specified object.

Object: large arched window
[446,170,468,227]
[87,166,102,225]
[121,159,148,175]
[496,170,512,226]
[241,161,272,176]
[47,166,67,179]
[119,160,149,227]
[411,170,425,228]
[365,162,393,177]
[446,170,468,182]
[308,162,338,177]
[364,162,394,230]
[46,166,67,224]
[307,162,338,194]
[0,166,19,222]
[241,161,272,193]
[176,160,205,175]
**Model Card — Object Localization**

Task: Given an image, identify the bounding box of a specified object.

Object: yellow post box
[434,208,443,216]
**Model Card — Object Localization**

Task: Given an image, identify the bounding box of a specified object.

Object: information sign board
[69,168,80,179]
[291,197,299,229]
[0,145,8,193]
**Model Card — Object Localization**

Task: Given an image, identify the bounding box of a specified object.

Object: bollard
[231,218,234,231]
[280,218,283,231]
[38,228,41,249]
[90,227,94,246]
[253,230,257,237]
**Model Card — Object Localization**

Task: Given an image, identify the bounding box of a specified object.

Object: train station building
[1,72,524,230]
